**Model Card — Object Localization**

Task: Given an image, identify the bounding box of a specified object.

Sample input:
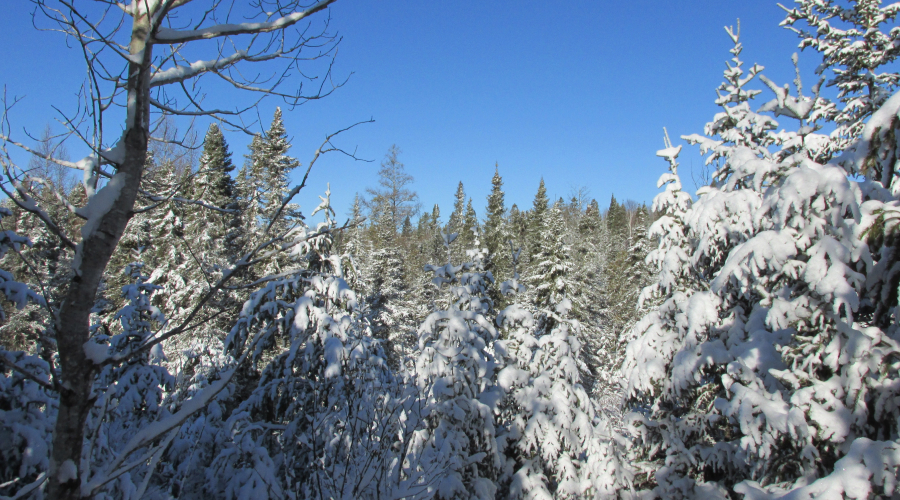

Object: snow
[82,340,110,365]
[153,0,335,42]
[72,172,127,274]
[150,51,248,87]
[58,459,77,483]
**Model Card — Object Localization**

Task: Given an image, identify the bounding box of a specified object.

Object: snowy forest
[3,0,900,499]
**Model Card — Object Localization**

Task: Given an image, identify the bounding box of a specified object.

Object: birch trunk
[46,13,152,500]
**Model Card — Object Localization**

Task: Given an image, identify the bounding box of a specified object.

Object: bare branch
[264,118,374,234]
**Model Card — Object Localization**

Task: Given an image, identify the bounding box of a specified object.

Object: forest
[2,0,900,499]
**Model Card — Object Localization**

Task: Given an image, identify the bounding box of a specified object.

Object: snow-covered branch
[150,51,252,87]
[152,0,338,43]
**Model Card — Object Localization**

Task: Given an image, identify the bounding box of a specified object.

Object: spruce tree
[236,134,267,256]
[260,107,301,240]
[341,193,369,297]
[412,229,503,499]
[525,178,549,267]
[783,0,900,157]
[460,197,479,252]
[508,203,527,253]
[483,166,509,275]
[187,123,238,267]
[528,199,574,316]
[621,24,900,496]
[570,198,607,397]
[366,200,414,367]
[447,181,468,263]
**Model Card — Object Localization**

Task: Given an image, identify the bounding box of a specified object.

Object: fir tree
[460,197,479,252]
[411,230,503,499]
[447,181,468,263]
[236,134,267,255]
[508,203,527,252]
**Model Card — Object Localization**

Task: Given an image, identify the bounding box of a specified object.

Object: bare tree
[568,184,591,212]
[0,1,366,498]
[363,144,420,230]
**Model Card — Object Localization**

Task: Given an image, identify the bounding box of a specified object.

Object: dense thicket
[4,1,900,498]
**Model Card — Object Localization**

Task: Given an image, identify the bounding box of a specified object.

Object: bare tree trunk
[47,15,152,500]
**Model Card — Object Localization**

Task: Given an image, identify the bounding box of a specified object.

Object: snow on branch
[82,368,240,497]
[150,51,251,87]
[152,0,338,44]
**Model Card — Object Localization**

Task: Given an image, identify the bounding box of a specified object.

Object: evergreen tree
[528,199,574,316]
[483,166,511,308]
[605,195,628,253]
[401,215,413,238]
[367,200,414,367]
[460,197,479,251]
[783,0,900,157]
[341,193,369,296]
[205,217,401,499]
[190,123,239,262]
[483,165,510,279]
[525,179,549,267]
[622,24,900,497]
[496,241,633,498]
[570,198,607,398]
[508,203,527,252]
[236,134,267,255]
[447,181,468,263]
[410,230,503,499]
[261,107,301,234]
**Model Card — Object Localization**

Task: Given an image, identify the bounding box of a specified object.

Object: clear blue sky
[1,1,823,222]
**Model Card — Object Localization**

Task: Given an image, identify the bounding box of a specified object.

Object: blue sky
[1,1,824,222]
